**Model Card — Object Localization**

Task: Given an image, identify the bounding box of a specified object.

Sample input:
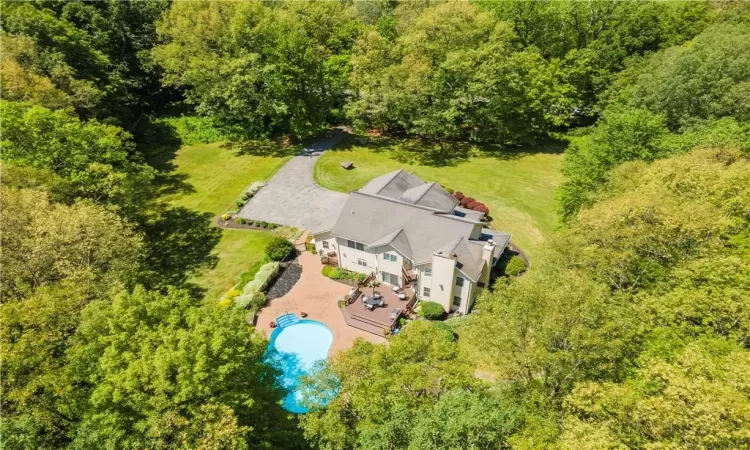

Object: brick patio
[256,250,385,355]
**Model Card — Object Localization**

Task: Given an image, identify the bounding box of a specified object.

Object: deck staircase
[275,313,300,328]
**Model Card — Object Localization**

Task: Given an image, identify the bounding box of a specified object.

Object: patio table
[363,297,382,306]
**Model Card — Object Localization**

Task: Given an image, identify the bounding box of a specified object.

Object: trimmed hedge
[266,237,295,261]
[419,301,446,320]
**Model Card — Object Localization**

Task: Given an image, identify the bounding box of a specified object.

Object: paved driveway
[237,134,348,230]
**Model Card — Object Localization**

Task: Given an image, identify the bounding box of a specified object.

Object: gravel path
[237,134,348,230]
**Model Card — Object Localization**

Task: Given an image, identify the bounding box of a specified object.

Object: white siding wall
[415,264,433,300]
[429,254,457,312]
[452,269,475,314]
[313,232,337,256]
[336,237,377,274]
[376,246,403,286]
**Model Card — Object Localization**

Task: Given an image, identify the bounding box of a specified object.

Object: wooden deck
[341,284,416,336]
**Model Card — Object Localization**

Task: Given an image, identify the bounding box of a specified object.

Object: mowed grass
[314,145,563,257]
[160,142,290,299]
[159,141,290,216]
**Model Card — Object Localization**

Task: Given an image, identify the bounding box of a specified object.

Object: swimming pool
[266,314,333,413]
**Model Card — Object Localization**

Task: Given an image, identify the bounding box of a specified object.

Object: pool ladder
[275,313,300,328]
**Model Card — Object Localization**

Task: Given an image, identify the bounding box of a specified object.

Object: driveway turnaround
[238,134,348,231]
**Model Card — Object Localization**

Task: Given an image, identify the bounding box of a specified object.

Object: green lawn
[314,144,563,257]
[159,141,290,299]
[159,141,289,216]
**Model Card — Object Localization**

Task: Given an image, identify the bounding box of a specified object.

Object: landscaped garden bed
[321,266,368,286]
[219,236,299,323]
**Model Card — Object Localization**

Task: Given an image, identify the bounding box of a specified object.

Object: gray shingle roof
[323,170,511,272]
[399,182,459,212]
[331,191,480,264]
[359,169,424,199]
[451,238,486,281]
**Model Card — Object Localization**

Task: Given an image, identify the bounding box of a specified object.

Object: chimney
[482,240,496,266]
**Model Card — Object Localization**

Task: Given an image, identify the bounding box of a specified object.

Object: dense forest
[2,1,749,449]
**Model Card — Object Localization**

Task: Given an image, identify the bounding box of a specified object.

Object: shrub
[226,289,241,300]
[221,213,232,221]
[266,237,295,261]
[505,255,527,276]
[460,196,475,207]
[454,191,465,200]
[234,291,266,310]
[466,201,478,209]
[234,217,243,224]
[218,297,233,309]
[242,262,281,294]
[473,204,490,214]
[322,266,342,279]
[238,259,266,287]
[242,192,252,201]
[236,199,246,207]
[245,181,265,196]
[150,115,241,145]
[419,301,446,320]
[267,223,278,230]
[258,221,268,228]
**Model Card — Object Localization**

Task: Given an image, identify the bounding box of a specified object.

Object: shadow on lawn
[135,119,197,197]
[139,205,222,295]
[328,132,567,167]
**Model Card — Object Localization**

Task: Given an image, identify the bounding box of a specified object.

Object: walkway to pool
[256,250,385,355]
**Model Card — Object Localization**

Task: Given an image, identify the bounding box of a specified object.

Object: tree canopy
[2,1,749,448]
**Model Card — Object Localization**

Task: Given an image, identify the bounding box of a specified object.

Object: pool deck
[256,251,386,355]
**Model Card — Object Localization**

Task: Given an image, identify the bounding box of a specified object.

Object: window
[381,271,398,285]
[453,296,461,307]
[322,241,329,249]
[424,268,432,277]
[383,253,397,262]
[357,259,367,267]
[347,240,364,251]
[455,276,464,287]
[423,287,431,297]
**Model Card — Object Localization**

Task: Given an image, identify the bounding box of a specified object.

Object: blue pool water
[266,315,333,413]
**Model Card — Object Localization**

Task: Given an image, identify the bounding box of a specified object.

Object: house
[312,169,510,315]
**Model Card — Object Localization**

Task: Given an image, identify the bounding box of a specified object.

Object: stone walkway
[265,261,302,301]
[237,134,349,231]
[256,251,385,355]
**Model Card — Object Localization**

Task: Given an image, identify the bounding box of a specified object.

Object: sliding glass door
[380,271,399,286]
